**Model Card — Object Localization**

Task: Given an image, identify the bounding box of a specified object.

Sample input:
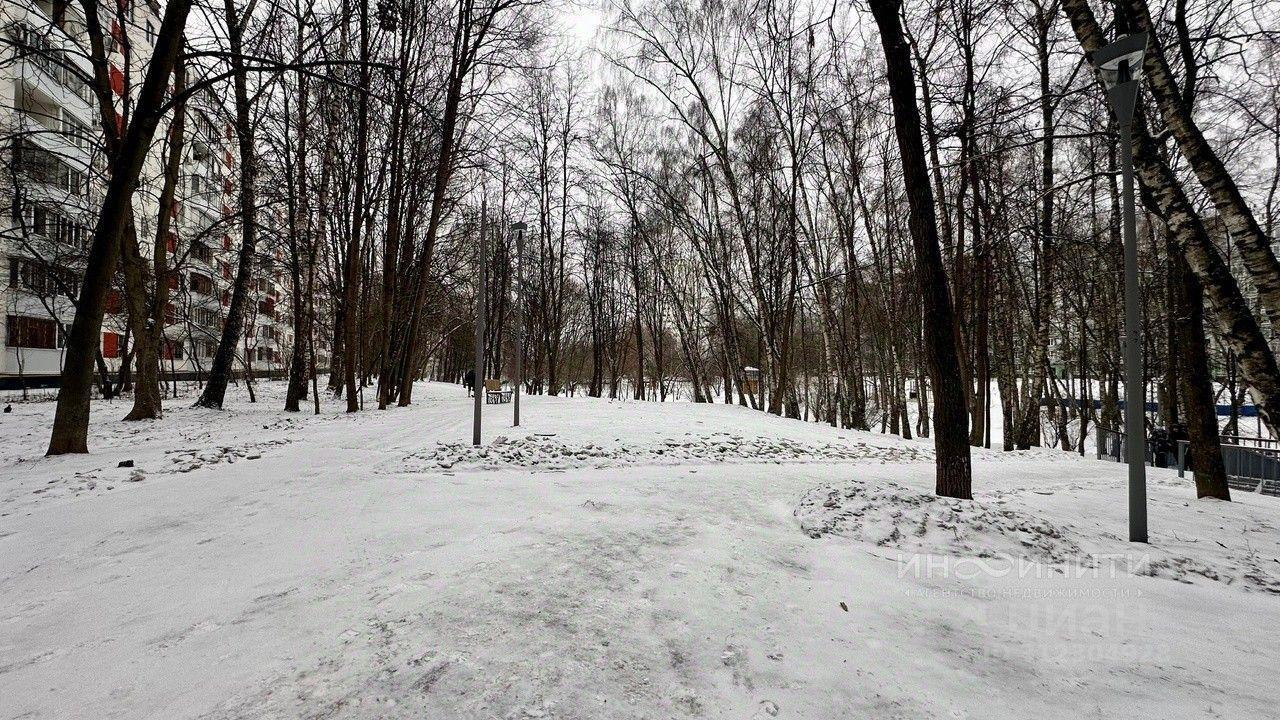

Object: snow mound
[794,481,1088,566]
[406,432,932,471]
[165,438,288,473]
[1134,539,1280,593]
[797,480,1280,593]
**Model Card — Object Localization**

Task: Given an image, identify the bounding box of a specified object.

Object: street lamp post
[1092,32,1148,543]
[512,221,527,427]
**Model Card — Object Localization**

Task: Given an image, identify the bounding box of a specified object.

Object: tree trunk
[285,24,311,413]
[1171,250,1231,499]
[196,0,261,409]
[870,0,972,498]
[342,0,372,412]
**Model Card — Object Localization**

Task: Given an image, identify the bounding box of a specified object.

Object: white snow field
[2,381,1278,719]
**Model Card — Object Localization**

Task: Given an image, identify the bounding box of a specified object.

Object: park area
[2,380,1279,719]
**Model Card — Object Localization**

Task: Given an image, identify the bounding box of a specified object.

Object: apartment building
[1,0,293,390]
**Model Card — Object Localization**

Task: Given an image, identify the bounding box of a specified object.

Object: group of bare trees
[2,0,537,451]
[516,0,1272,499]
[6,0,1279,501]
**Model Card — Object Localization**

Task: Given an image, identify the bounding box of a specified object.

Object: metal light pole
[1092,32,1148,543]
[473,197,488,447]
[512,221,527,427]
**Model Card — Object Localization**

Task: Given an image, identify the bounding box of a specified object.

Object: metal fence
[1095,427,1155,464]
[1095,427,1279,497]
[1176,440,1280,496]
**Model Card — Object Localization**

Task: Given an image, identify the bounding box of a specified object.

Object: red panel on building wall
[105,290,122,314]
[166,232,177,253]
[222,234,231,250]
[110,65,125,96]
[103,332,120,358]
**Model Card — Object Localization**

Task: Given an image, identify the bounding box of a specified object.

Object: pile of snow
[796,478,1280,594]
[795,480,1087,566]
[408,431,933,471]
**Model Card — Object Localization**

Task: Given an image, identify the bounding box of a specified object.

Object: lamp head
[1091,32,1147,88]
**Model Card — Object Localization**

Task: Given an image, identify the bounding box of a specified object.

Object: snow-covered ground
[1,380,1278,719]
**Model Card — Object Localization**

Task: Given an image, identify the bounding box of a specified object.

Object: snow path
[2,381,1278,719]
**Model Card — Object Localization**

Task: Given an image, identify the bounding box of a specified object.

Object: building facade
[2,0,293,390]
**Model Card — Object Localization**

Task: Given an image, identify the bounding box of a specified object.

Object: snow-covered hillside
[1,381,1277,719]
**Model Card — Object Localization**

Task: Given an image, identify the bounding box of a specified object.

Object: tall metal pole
[513,223,526,427]
[1112,60,1147,543]
[473,197,487,447]
[1092,33,1148,543]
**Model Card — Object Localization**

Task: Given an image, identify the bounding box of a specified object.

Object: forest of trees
[5,0,1279,500]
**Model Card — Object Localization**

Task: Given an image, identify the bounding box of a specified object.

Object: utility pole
[1093,32,1148,542]
[473,197,487,446]
[512,221,527,427]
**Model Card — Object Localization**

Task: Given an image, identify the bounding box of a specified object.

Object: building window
[191,240,213,264]
[14,24,82,92]
[6,315,60,349]
[16,200,48,236]
[188,271,213,296]
[192,306,219,327]
[14,200,91,253]
[62,115,93,150]
[13,139,86,196]
[8,257,79,298]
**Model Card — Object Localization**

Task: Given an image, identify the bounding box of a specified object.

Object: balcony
[11,138,93,207]
[10,21,95,118]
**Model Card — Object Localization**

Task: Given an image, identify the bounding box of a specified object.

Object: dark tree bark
[285,12,312,412]
[196,0,261,409]
[136,51,185,420]
[869,0,973,498]
[341,0,373,412]
[1170,249,1230,499]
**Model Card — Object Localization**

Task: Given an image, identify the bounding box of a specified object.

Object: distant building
[1,0,293,389]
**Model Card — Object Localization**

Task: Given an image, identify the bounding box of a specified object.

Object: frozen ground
[1,380,1278,719]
